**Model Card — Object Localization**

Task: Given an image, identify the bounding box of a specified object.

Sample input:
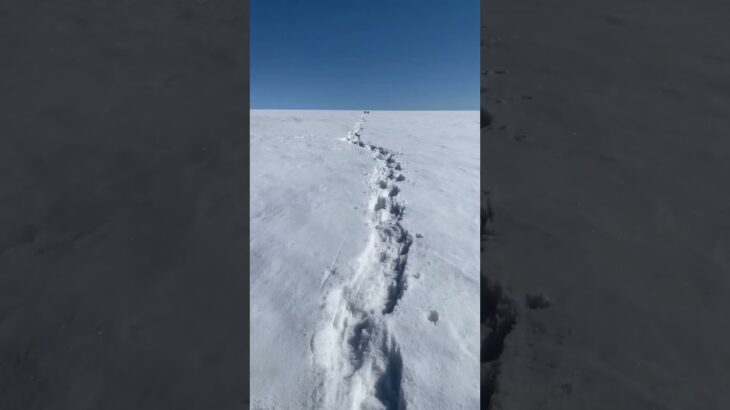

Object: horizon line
[250,107,479,111]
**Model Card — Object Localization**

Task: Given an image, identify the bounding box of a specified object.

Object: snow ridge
[311,113,411,410]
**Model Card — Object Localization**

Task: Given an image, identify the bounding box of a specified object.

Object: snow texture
[251,110,480,410]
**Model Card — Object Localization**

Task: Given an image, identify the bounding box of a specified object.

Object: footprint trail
[311,113,411,410]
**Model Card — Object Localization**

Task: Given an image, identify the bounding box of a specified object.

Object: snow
[250,110,480,410]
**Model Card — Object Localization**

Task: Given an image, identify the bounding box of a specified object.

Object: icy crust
[251,110,480,410]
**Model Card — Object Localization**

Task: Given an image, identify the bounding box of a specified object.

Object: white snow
[250,110,480,410]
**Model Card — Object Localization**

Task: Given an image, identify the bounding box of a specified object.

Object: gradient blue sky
[251,0,479,110]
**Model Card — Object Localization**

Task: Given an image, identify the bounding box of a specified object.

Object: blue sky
[251,0,479,110]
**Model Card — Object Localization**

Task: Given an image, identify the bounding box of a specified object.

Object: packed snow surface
[250,110,480,410]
